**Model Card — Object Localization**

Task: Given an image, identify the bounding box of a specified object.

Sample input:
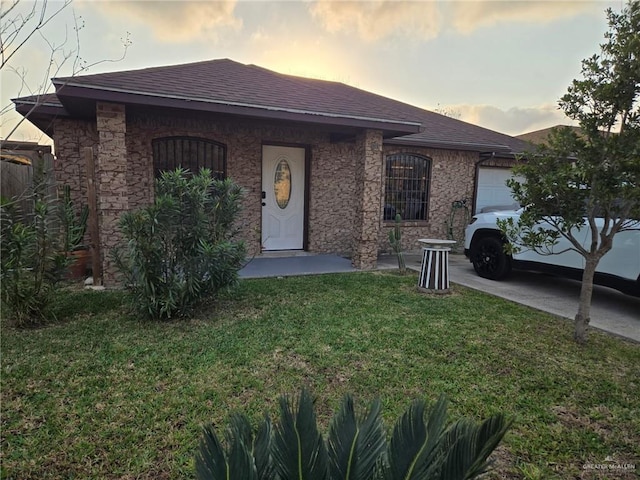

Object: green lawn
[1,271,639,479]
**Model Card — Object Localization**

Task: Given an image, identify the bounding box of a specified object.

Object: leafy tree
[500,0,640,343]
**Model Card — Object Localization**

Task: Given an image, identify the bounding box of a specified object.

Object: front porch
[238,252,425,279]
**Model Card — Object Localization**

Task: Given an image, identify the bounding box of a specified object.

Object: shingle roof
[18,59,530,153]
[58,60,306,110]
[516,125,584,145]
[385,105,531,153]
[53,59,420,128]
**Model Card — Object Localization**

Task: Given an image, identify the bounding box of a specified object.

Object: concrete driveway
[394,253,640,343]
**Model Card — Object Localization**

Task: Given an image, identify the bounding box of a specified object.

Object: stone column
[96,102,128,287]
[352,129,383,269]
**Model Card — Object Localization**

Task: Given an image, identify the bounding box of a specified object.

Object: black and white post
[418,239,457,294]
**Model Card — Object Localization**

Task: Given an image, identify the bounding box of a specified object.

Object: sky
[0,0,625,144]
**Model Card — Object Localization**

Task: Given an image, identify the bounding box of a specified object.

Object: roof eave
[14,100,67,118]
[384,136,518,154]
[12,98,68,138]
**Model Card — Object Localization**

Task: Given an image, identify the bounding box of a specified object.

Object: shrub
[58,184,89,252]
[0,173,66,327]
[196,389,510,480]
[115,168,246,320]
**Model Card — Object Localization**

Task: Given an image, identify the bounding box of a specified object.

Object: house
[470,125,588,214]
[13,58,531,286]
[516,125,584,145]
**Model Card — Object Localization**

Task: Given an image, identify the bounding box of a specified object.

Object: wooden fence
[0,142,55,217]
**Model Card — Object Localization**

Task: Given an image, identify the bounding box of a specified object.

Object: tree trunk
[575,258,598,343]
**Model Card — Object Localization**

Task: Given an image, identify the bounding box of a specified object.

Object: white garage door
[476,167,520,214]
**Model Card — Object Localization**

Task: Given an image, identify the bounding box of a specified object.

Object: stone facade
[51,103,484,286]
[52,118,98,205]
[352,130,383,269]
[378,146,478,253]
[125,111,359,258]
[96,102,128,286]
[480,155,519,168]
[307,138,357,256]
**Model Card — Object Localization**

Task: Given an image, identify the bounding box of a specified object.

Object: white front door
[262,145,305,250]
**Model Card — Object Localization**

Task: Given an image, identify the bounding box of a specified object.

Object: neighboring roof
[516,125,584,145]
[1,153,32,166]
[0,141,52,165]
[0,139,53,153]
[13,59,530,154]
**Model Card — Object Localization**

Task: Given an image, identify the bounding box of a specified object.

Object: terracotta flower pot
[67,249,91,280]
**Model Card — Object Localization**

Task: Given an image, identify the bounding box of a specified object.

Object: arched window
[384,154,431,221]
[152,137,226,179]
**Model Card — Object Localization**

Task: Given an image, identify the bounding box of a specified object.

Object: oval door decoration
[274,159,292,209]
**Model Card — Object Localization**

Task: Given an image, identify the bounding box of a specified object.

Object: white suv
[464,208,640,297]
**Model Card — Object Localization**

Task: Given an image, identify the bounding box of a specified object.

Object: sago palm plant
[196,389,510,480]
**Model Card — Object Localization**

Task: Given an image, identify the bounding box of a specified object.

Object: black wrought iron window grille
[384,153,431,221]
[152,136,226,179]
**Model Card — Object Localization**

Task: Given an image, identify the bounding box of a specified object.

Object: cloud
[448,103,576,136]
[450,0,603,35]
[309,0,441,42]
[250,28,269,44]
[309,0,605,41]
[85,0,241,43]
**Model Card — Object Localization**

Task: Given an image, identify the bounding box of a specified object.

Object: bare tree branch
[1,0,130,142]
[1,0,72,70]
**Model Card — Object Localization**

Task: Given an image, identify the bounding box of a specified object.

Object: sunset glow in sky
[1,0,623,143]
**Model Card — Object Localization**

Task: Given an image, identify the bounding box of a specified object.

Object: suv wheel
[471,236,512,280]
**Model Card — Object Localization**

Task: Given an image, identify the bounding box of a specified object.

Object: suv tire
[471,236,512,280]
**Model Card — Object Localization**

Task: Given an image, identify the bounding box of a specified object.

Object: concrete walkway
[240,252,639,343]
[239,253,355,278]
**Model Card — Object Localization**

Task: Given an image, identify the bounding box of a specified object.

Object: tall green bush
[58,184,89,252]
[0,167,66,327]
[196,389,510,480]
[115,168,246,320]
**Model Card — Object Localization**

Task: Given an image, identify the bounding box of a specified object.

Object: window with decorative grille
[384,154,431,221]
[152,137,226,179]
